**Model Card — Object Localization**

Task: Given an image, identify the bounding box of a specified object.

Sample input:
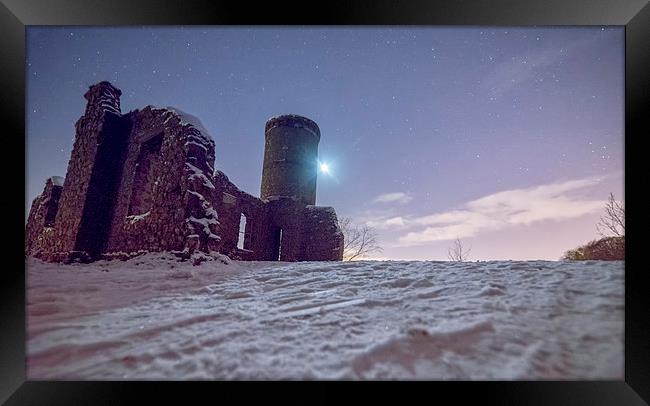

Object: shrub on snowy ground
[562,236,624,261]
[563,193,625,261]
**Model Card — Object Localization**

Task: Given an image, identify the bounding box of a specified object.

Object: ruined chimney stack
[83,81,122,116]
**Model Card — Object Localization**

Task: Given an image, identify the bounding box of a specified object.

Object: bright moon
[319,163,330,174]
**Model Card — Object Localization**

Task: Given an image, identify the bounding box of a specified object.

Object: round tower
[261,114,321,206]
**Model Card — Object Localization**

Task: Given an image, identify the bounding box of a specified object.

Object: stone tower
[260,114,320,206]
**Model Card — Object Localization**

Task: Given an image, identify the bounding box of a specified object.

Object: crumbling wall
[266,197,312,261]
[213,170,272,260]
[46,82,126,262]
[25,177,63,257]
[301,206,344,261]
[104,106,221,257]
[73,106,131,259]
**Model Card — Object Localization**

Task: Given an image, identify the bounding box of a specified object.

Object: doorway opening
[272,227,284,261]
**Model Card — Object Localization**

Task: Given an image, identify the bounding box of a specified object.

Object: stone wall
[105,106,221,257]
[301,206,344,261]
[213,170,273,260]
[266,197,311,261]
[25,177,63,256]
[73,107,131,259]
[47,82,125,262]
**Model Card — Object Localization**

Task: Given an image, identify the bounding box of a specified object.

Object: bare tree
[339,217,383,261]
[447,236,471,262]
[596,192,625,237]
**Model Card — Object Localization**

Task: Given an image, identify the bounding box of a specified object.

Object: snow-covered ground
[26,254,624,380]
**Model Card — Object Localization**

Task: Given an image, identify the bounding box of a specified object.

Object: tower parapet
[264,114,321,141]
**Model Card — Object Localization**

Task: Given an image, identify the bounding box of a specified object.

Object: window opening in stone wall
[237,213,247,250]
[128,133,163,216]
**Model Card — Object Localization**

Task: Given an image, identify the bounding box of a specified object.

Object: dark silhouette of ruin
[26,81,344,263]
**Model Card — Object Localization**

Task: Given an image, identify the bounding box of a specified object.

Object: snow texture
[186,216,219,240]
[50,176,64,187]
[97,88,121,115]
[26,256,623,380]
[125,211,151,224]
[185,163,216,189]
[263,195,301,202]
[162,106,214,147]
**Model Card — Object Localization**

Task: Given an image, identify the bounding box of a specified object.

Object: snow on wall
[125,211,150,224]
[185,162,216,190]
[85,82,122,116]
[160,106,215,148]
[50,176,64,187]
[100,104,221,256]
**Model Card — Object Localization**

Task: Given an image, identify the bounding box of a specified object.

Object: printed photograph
[25,26,624,379]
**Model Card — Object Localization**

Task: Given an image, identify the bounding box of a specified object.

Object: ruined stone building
[26,81,344,263]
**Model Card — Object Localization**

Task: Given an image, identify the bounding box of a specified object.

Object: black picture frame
[2,0,648,404]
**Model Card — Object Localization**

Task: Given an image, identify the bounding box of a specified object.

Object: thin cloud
[373,192,413,204]
[366,216,408,230]
[366,177,606,246]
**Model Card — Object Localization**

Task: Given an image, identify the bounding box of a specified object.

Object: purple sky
[26,27,624,260]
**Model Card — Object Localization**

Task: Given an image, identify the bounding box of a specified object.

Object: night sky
[26,27,624,260]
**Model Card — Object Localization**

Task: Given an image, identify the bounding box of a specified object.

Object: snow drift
[26,254,623,380]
